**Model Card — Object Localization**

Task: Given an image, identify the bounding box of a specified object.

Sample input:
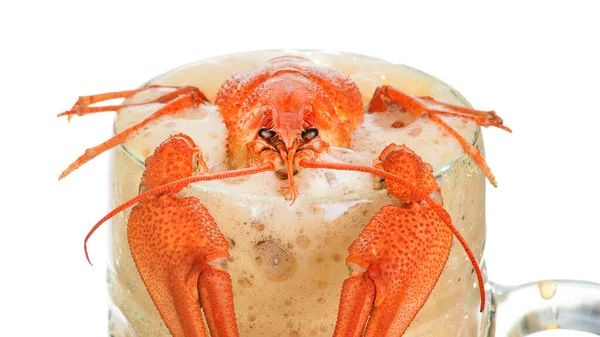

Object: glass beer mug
[106,50,600,337]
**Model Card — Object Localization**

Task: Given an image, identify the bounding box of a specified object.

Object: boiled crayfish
[59,55,510,336]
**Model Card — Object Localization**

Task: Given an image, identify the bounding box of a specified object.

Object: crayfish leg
[334,203,453,337]
[367,85,510,187]
[58,87,208,179]
[58,85,186,120]
[419,95,507,127]
[428,113,498,187]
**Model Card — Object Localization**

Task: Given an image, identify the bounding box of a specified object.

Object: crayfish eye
[302,127,319,141]
[259,127,276,140]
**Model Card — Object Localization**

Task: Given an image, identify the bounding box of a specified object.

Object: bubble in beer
[251,222,265,232]
[408,126,423,137]
[252,241,297,281]
[238,277,253,288]
[325,172,338,188]
[296,235,310,249]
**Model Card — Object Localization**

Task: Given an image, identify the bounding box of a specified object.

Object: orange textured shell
[215,56,364,168]
[345,203,453,335]
[139,134,198,189]
[375,144,442,204]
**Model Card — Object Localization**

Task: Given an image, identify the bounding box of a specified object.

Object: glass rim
[115,49,482,202]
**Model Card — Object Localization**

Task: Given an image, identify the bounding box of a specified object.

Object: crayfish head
[252,125,325,202]
[139,134,207,193]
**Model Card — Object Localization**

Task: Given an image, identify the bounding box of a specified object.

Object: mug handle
[487,279,600,336]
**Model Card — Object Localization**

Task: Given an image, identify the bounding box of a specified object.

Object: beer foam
[114,50,478,199]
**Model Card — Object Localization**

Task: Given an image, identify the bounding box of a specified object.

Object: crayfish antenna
[84,163,275,265]
[287,158,298,206]
[299,159,485,312]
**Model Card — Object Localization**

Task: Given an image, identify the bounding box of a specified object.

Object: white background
[1,1,599,336]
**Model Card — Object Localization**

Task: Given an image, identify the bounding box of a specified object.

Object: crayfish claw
[334,203,453,336]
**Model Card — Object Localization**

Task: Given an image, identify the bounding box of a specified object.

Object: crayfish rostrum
[59,51,510,337]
